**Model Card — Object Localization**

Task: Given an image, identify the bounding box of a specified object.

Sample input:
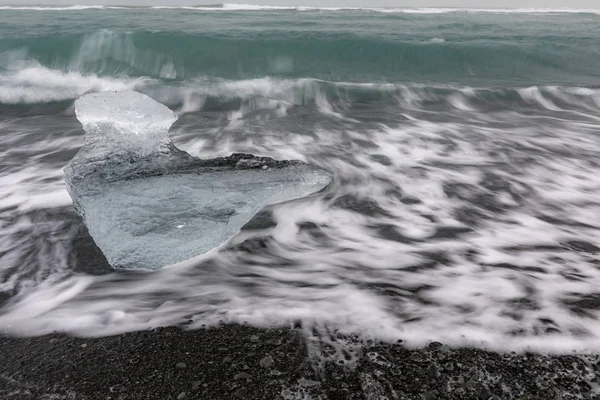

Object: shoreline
[1,324,598,399]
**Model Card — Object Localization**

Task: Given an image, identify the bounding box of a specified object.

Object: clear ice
[64,91,331,270]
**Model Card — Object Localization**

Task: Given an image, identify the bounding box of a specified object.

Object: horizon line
[0,4,598,10]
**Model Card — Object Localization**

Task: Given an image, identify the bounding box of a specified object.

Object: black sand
[1,323,599,400]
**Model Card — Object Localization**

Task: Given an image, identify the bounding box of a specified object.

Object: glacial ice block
[64,91,331,270]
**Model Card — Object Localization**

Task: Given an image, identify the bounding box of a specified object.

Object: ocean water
[1,5,600,353]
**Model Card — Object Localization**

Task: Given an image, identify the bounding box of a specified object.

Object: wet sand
[1,323,598,399]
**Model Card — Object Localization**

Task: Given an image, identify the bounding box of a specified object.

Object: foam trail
[0,58,600,355]
[2,94,600,354]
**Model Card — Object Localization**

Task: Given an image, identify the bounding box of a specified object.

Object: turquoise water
[1,7,600,89]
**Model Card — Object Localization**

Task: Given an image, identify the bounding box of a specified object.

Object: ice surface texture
[64,91,331,270]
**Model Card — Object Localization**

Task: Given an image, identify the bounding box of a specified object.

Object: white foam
[2,83,600,355]
[150,5,600,15]
[0,63,145,104]
[0,167,72,212]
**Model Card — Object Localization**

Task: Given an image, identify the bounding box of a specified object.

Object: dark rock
[298,378,320,387]
[260,355,274,368]
[478,386,492,400]
[109,384,123,393]
[427,363,440,378]
[428,341,443,350]
[234,372,252,380]
[176,362,187,369]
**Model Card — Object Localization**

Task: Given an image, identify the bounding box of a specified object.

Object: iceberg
[64,91,331,270]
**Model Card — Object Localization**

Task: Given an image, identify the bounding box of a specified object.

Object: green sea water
[1,6,600,96]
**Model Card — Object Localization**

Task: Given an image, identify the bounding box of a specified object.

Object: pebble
[234,388,248,398]
[298,378,320,387]
[428,342,443,350]
[234,372,252,380]
[109,385,123,393]
[260,356,274,368]
[250,335,259,342]
[270,370,282,376]
[223,356,232,363]
[176,362,187,369]
[177,392,186,400]
[427,363,440,378]
[478,386,492,400]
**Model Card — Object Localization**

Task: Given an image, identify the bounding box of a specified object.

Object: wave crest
[2,63,600,124]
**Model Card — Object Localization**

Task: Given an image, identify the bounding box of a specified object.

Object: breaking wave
[1,24,599,85]
[2,61,600,122]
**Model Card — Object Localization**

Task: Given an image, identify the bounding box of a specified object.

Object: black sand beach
[2,203,600,399]
[1,323,599,399]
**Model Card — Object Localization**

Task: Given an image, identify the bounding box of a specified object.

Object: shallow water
[1,7,600,353]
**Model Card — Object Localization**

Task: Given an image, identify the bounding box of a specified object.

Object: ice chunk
[65,91,331,270]
[75,90,178,159]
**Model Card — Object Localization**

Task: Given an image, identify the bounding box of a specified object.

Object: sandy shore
[1,324,598,399]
